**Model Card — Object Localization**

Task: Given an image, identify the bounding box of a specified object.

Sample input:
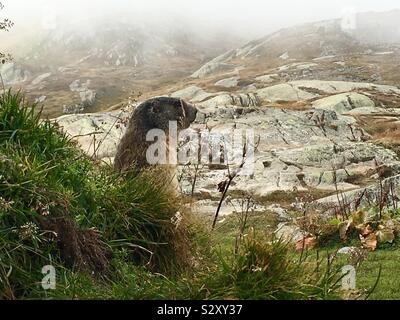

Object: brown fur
[114,97,197,172]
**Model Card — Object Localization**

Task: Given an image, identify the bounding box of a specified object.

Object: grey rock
[312,93,375,114]
[0,63,30,84]
[215,76,240,88]
[54,80,400,216]
[315,173,400,212]
[267,204,291,222]
[31,73,52,86]
[171,86,215,102]
[255,74,279,83]
[290,80,400,95]
[257,83,317,103]
[55,110,130,159]
[69,79,97,108]
[191,62,234,78]
[337,247,358,254]
[35,95,47,103]
[190,50,238,78]
[275,223,306,242]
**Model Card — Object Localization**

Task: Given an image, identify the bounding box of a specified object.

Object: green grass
[0,90,194,298]
[212,211,400,300]
[356,247,400,300]
[313,244,400,300]
[0,90,360,300]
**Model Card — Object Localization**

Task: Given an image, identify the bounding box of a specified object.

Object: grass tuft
[0,90,192,298]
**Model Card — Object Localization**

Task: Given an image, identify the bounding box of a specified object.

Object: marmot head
[135,97,197,131]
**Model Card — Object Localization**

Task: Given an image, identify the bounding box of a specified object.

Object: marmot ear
[151,101,162,113]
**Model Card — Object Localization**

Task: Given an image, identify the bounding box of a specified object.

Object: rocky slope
[51,11,400,224]
[55,79,400,219]
[186,11,400,93]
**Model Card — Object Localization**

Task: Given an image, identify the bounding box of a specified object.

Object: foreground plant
[0,90,194,299]
[204,233,343,300]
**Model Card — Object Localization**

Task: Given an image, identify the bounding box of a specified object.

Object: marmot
[114,97,197,172]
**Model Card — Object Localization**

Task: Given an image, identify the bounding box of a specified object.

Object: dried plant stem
[234,196,252,254]
[191,164,200,197]
[212,175,234,230]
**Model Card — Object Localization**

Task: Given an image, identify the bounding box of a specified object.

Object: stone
[267,204,291,222]
[191,62,235,78]
[279,52,289,60]
[55,110,130,159]
[315,173,400,212]
[54,79,400,216]
[290,80,400,95]
[190,50,237,78]
[294,63,318,70]
[69,79,97,107]
[312,93,375,114]
[215,76,240,88]
[188,198,267,217]
[0,63,30,84]
[171,86,215,102]
[198,93,259,111]
[337,247,358,254]
[257,83,317,103]
[275,223,306,243]
[35,95,47,103]
[347,107,388,115]
[31,73,52,85]
[255,74,279,83]
[79,89,96,107]
[312,55,336,61]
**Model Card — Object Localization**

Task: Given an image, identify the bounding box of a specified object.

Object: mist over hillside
[347,9,400,44]
[2,5,400,117]
[1,17,243,117]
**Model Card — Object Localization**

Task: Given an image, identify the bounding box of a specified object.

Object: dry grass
[355,114,400,157]
[20,56,206,118]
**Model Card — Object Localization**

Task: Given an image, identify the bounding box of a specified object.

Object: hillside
[1,91,350,300]
[2,9,400,300]
[58,11,400,209]
[178,11,400,92]
[0,18,242,118]
[52,11,400,299]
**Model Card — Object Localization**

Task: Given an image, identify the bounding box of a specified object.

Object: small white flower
[0,197,14,212]
[19,222,39,239]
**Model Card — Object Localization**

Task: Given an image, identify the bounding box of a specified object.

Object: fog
[2,0,400,40]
